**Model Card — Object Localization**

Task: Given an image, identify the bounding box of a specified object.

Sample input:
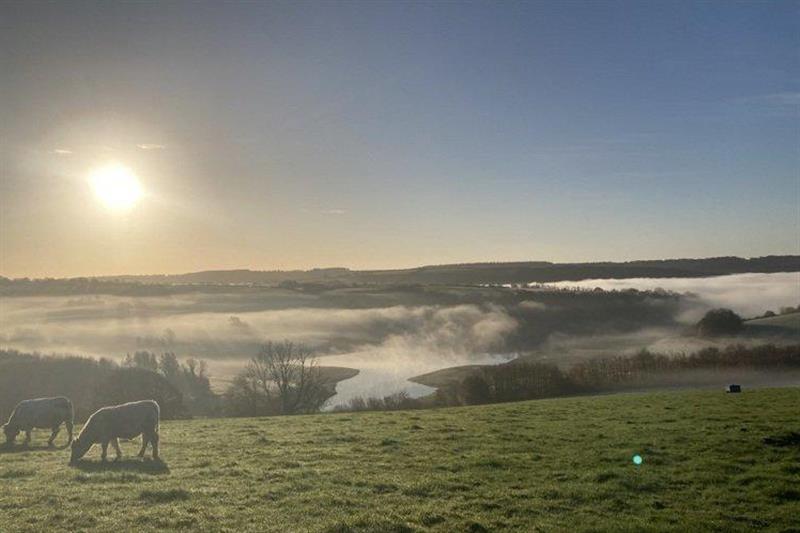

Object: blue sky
[1,1,798,276]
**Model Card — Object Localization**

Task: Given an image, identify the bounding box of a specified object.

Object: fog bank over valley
[1,272,797,402]
[547,272,800,319]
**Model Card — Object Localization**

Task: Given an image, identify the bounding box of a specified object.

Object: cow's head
[2,424,19,445]
[69,437,91,465]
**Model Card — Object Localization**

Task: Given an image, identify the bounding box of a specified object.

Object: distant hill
[90,255,800,286]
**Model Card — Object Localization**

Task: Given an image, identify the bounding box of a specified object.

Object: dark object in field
[762,431,800,447]
[70,400,160,464]
[2,397,74,448]
[726,384,742,393]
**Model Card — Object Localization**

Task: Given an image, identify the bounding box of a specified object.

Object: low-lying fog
[0,296,518,404]
[0,272,797,405]
[546,272,800,319]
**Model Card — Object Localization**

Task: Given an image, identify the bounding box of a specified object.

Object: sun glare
[89,163,143,211]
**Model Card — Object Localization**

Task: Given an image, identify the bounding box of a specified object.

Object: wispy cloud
[322,208,347,215]
[136,143,166,150]
[51,149,72,155]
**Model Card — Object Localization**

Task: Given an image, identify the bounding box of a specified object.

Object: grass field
[1,388,798,532]
[746,313,800,335]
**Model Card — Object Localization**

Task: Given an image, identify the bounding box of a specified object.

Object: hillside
[1,388,798,531]
[746,312,800,334]
[66,254,800,286]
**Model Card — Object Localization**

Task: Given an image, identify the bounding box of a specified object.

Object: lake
[322,350,515,408]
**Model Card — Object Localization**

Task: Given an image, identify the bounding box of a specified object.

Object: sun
[89,163,143,211]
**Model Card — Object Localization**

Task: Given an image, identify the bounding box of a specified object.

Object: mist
[0,294,518,391]
[1,272,796,402]
[547,272,799,319]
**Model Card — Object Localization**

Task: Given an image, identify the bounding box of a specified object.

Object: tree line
[335,343,800,412]
[3,340,798,421]
[0,342,336,422]
[446,343,800,406]
[0,350,187,422]
[121,351,220,416]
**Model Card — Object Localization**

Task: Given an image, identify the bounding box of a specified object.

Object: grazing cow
[70,400,160,464]
[2,396,74,447]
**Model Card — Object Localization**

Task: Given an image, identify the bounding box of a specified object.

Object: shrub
[696,308,744,337]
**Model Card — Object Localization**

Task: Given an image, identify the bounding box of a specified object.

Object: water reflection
[323,350,515,408]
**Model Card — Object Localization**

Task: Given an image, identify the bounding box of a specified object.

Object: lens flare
[632,454,643,465]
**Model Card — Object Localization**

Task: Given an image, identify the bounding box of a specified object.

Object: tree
[462,373,492,404]
[123,351,159,372]
[95,367,187,419]
[158,352,181,384]
[180,357,219,416]
[695,308,744,337]
[126,351,219,417]
[223,374,264,417]
[234,341,327,416]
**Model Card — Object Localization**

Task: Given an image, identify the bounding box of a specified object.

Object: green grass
[1,388,798,532]
[746,312,800,333]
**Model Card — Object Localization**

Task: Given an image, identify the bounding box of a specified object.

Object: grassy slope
[1,388,798,532]
[746,312,800,331]
[744,313,800,344]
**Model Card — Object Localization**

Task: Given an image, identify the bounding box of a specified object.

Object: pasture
[746,312,800,336]
[1,388,798,532]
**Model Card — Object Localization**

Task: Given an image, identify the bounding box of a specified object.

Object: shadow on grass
[72,458,170,475]
[0,442,70,454]
[763,431,800,447]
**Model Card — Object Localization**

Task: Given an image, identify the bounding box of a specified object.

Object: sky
[1,1,798,278]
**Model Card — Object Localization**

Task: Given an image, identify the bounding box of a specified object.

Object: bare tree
[245,341,327,415]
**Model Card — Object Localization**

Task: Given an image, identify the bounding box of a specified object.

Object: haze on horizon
[2,1,798,279]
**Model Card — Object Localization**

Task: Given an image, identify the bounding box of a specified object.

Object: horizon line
[3,253,798,281]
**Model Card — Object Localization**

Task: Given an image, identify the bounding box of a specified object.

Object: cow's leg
[111,438,122,461]
[151,432,159,460]
[23,430,32,447]
[101,441,109,462]
[47,425,61,447]
[65,419,74,445]
[137,435,148,458]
